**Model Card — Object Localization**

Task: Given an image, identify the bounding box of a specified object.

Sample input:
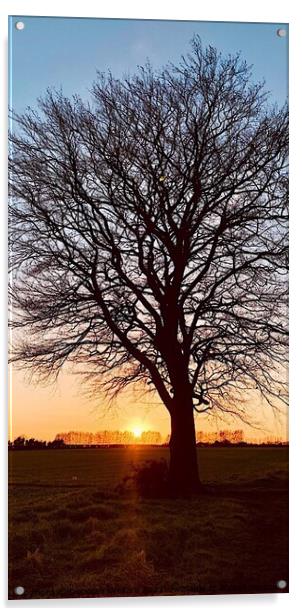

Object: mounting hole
[15,21,25,31]
[14,586,25,596]
[277,28,287,38]
[276,579,287,589]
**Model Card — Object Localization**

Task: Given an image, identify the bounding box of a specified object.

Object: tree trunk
[168,395,201,496]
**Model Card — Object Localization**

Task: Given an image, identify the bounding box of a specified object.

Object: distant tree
[27,438,37,449]
[12,436,26,449]
[48,438,65,449]
[9,38,288,494]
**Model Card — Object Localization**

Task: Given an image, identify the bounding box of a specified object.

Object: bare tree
[9,37,288,493]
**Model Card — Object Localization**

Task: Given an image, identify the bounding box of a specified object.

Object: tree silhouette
[9,38,288,494]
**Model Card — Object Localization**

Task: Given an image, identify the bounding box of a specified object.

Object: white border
[1,1,301,614]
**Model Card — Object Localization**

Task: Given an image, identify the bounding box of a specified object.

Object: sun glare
[132,426,143,438]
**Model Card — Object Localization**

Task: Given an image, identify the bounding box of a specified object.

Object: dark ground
[8,447,288,599]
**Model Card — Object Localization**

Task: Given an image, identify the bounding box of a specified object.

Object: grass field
[8,447,288,599]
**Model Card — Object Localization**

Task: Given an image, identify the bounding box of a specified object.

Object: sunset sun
[132,426,143,438]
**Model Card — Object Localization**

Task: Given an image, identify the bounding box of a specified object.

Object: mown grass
[8,447,288,599]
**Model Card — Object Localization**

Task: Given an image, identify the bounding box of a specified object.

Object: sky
[8,17,288,441]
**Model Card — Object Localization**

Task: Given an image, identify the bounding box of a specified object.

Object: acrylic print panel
[8,16,289,600]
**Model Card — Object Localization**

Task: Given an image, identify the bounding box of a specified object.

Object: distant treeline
[196,440,288,448]
[8,436,288,450]
[54,428,288,447]
[55,430,163,445]
[55,428,245,446]
[8,436,66,450]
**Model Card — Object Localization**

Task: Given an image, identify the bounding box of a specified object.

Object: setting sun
[132,426,143,438]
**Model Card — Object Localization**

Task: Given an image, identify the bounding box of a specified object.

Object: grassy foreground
[8,447,288,599]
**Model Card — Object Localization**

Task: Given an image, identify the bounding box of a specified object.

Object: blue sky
[9,17,288,114]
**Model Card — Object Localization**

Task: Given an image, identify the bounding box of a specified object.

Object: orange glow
[9,367,288,443]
